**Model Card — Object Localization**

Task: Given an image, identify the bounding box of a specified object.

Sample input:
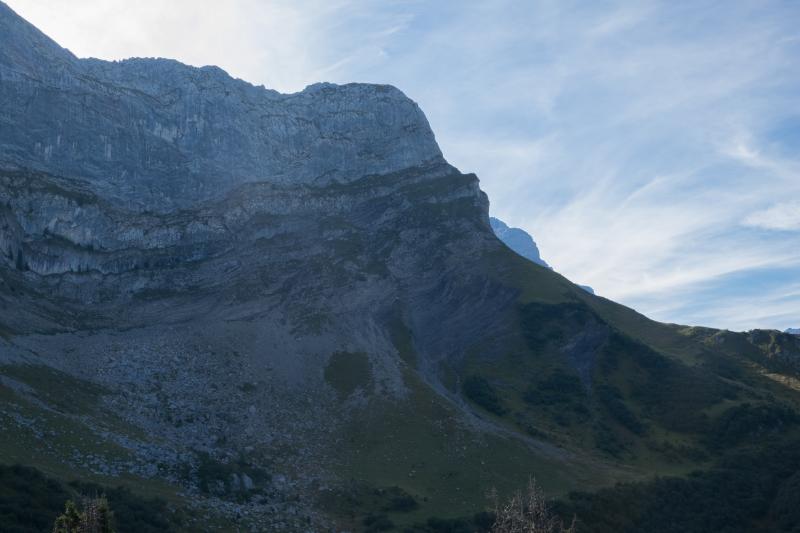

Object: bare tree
[52,496,115,533]
[489,479,576,533]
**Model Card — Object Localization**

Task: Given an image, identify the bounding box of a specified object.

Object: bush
[596,385,645,436]
[384,493,418,512]
[519,302,599,351]
[708,402,798,449]
[593,422,627,457]
[364,513,394,532]
[524,370,585,406]
[463,375,507,416]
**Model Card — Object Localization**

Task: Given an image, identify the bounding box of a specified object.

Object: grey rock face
[489,217,549,267]
[0,3,520,528]
[0,2,443,211]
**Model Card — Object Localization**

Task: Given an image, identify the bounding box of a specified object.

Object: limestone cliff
[0,3,520,528]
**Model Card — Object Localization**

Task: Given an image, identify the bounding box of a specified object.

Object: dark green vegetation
[461,289,799,462]
[320,481,494,533]
[0,464,70,533]
[398,244,800,531]
[0,464,182,533]
[325,351,373,399]
[462,375,507,415]
[306,246,800,530]
[558,438,800,532]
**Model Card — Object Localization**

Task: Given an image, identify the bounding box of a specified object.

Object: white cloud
[639,279,800,332]
[744,202,800,231]
[5,0,413,93]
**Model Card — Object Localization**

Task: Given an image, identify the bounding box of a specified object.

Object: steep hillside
[1,3,799,531]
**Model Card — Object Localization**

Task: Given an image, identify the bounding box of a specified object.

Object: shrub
[363,513,394,532]
[463,375,507,416]
[596,385,645,436]
[709,402,798,449]
[524,370,585,406]
[384,493,418,512]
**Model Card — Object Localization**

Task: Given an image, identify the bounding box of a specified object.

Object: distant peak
[489,216,596,294]
[489,217,550,268]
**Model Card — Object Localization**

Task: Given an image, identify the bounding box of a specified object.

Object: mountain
[490,217,594,294]
[787,328,800,335]
[2,4,800,532]
[489,217,549,267]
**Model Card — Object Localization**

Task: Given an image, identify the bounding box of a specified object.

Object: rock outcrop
[490,217,549,268]
[0,3,522,528]
[1,0,443,210]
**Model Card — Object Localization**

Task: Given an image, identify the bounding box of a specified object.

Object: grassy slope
[326,365,641,530]
[325,244,800,529]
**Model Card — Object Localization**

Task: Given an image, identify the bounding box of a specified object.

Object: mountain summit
[2,3,800,531]
[1,8,442,210]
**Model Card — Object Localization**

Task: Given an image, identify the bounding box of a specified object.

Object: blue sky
[8,0,800,331]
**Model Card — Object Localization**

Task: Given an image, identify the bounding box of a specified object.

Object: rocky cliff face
[0,3,523,528]
[0,0,491,309]
[1,1,443,210]
[7,4,799,531]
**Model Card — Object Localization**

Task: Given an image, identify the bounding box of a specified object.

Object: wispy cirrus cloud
[744,202,800,231]
[7,0,800,330]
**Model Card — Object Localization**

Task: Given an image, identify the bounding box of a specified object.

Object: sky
[7,0,800,332]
